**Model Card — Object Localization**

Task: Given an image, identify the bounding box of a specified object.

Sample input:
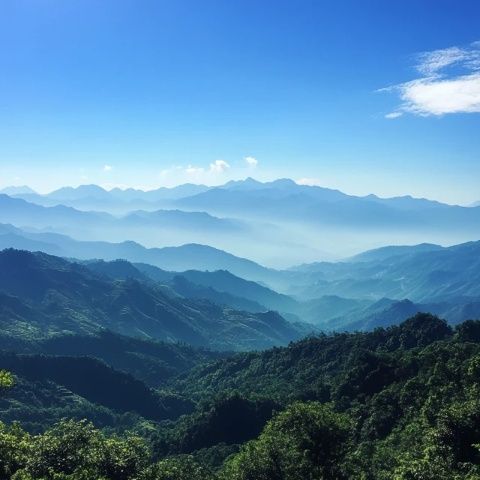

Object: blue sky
[0,0,479,204]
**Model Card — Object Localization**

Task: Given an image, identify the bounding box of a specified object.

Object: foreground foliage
[3,314,480,478]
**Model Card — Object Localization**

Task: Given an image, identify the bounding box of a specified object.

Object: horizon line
[0,176,473,207]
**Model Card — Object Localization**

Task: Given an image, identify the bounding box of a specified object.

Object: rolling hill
[0,249,306,351]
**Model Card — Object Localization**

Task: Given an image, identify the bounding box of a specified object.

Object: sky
[0,0,479,204]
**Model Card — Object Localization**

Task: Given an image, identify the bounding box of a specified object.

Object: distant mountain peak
[48,184,110,200]
[271,178,297,187]
[222,177,264,191]
[349,243,444,263]
[54,184,107,193]
[222,177,300,191]
[0,185,37,195]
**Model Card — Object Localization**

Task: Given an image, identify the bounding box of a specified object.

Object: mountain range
[0,249,309,351]
[2,178,480,264]
[0,222,277,285]
[1,177,480,333]
[1,215,480,330]
[1,239,480,337]
[291,240,480,303]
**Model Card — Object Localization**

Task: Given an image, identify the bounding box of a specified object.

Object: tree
[222,402,351,480]
[16,419,150,480]
[24,419,104,479]
[0,422,30,479]
[0,370,14,390]
[139,456,216,480]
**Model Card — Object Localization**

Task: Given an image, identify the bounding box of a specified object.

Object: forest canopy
[2,315,480,478]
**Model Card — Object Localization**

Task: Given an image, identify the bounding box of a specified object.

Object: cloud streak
[185,165,205,175]
[384,41,480,117]
[157,156,262,186]
[296,177,321,186]
[209,159,230,173]
[244,156,258,168]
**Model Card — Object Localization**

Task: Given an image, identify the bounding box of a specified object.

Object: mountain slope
[176,313,454,400]
[176,179,480,232]
[0,223,279,285]
[349,243,443,263]
[0,249,305,350]
[0,195,241,238]
[166,269,296,312]
[0,328,225,388]
[292,240,480,303]
[0,352,191,422]
[82,259,280,313]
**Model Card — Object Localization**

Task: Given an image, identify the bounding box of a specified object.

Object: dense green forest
[3,313,480,478]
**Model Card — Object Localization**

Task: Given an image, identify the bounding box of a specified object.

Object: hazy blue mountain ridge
[3,179,480,264]
[0,249,307,351]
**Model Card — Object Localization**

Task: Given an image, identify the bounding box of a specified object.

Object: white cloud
[159,165,183,178]
[415,46,468,75]
[296,177,322,186]
[384,41,480,117]
[244,156,258,168]
[185,165,205,175]
[209,159,230,173]
[157,160,232,186]
[103,164,113,172]
[385,111,403,119]
[398,73,480,116]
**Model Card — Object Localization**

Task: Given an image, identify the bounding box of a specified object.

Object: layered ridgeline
[1,224,480,329]
[0,194,250,263]
[4,179,480,233]
[0,223,278,286]
[2,314,480,478]
[0,240,480,477]
[0,249,308,352]
[2,178,480,265]
[288,240,480,329]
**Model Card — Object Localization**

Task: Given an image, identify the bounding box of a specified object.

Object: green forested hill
[0,329,226,387]
[0,249,307,351]
[3,314,480,478]
[175,313,454,400]
[0,330,227,434]
[0,352,195,430]
[2,248,480,479]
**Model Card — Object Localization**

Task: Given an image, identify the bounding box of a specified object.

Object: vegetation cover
[2,314,480,478]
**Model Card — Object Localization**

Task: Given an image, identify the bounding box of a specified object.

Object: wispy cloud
[384,41,480,117]
[244,156,258,168]
[185,165,205,175]
[156,156,263,186]
[415,46,468,75]
[103,164,113,172]
[385,111,403,119]
[209,159,230,173]
[296,177,321,186]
